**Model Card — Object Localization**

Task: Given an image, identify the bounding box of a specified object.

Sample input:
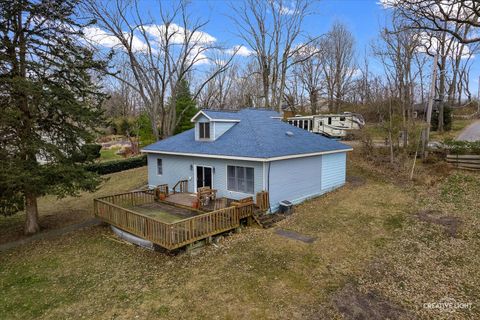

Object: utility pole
[423,53,439,158]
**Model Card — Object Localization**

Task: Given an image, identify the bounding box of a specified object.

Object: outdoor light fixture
[213,167,215,174]
[190,164,193,171]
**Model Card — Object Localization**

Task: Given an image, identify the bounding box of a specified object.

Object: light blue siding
[147,153,264,201]
[321,152,346,191]
[267,156,322,211]
[213,122,236,140]
[267,152,347,212]
[146,151,347,211]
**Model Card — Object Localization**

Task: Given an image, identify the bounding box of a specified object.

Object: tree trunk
[24,192,40,235]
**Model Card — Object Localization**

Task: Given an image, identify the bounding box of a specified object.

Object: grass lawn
[0,160,478,319]
[0,167,147,245]
[99,147,124,162]
[364,118,475,142]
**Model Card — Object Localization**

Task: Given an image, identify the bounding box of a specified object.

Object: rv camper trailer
[286,113,365,138]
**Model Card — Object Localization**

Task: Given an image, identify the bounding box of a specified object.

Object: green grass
[99,147,124,162]
[1,161,479,319]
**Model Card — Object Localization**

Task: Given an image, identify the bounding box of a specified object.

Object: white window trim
[194,165,213,192]
[225,164,255,195]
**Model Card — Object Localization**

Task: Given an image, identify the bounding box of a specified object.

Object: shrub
[443,139,480,155]
[86,154,147,175]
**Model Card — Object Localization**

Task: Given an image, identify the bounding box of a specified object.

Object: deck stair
[253,212,287,228]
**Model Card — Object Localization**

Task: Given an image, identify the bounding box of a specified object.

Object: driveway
[456,120,480,141]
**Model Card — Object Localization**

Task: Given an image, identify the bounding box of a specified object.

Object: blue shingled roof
[142,109,352,159]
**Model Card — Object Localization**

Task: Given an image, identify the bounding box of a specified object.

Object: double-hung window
[199,122,210,139]
[157,158,163,175]
[227,166,254,194]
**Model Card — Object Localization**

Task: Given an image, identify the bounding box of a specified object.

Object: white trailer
[286,112,365,138]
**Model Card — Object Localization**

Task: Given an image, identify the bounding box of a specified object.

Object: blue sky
[116,0,479,96]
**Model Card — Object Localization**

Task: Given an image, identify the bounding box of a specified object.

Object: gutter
[140,148,353,162]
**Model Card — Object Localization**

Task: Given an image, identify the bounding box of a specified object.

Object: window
[157,158,163,175]
[227,166,254,194]
[340,116,346,121]
[328,117,332,125]
[199,122,210,139]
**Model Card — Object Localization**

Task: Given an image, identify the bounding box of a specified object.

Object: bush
[86,154,147,175]
[443,139,480,155]
[431,106,452,131]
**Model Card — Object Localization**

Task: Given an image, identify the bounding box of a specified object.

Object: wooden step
[253,213,287,228]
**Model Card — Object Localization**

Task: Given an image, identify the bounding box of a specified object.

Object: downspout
[267,161,271,213]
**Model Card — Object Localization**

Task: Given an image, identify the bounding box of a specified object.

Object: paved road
[456,120,480,141]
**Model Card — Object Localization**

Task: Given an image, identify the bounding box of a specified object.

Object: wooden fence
[94,191,253,250]
[446,154,480,171]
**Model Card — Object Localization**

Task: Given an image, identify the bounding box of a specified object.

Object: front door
[196,166,212,191]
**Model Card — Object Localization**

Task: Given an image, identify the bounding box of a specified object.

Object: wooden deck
[94,190,256,250]
[165,192,198,207]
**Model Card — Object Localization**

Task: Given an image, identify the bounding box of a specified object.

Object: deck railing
[172,180,188,194]
[94,191,253,250]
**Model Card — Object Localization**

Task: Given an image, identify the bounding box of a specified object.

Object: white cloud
[226,45,254,57]
[416,32,473,59]
[83,26,120,48]
[83,26,149,52]
[143,23,216,45]
[270,0,297,15]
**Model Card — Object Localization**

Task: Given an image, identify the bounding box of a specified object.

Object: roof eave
[140,148,353,162]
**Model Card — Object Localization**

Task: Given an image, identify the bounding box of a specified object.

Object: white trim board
[141,148,353,162]
[191,110,241,123]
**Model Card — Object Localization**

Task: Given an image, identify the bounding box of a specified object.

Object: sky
[96,0,480,97]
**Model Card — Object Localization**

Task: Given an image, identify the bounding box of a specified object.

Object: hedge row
[86,154,147,175]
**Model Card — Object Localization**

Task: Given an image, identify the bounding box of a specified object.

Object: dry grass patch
[0,166,147,244]
[0,168,414,320]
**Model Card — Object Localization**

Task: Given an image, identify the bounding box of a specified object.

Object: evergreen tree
[0,0,107,234]
[431,105,452,131]
[174,79,197,134]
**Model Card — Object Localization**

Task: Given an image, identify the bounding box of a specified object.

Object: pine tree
[0,0,107,234]
[174,79,197,134]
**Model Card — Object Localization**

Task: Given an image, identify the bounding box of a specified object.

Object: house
[141,108,352,212]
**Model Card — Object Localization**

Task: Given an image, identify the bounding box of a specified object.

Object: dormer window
[199,122,210,139]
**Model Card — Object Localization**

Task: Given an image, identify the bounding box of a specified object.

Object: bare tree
[84,0,235,139]
[322,21,356,112]
[382,0,480,44]
[292,40,326,114]
[230,0,317,111]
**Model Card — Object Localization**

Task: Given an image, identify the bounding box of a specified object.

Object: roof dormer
[191,110,240,141]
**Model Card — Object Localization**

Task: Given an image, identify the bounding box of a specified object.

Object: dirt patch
[347,176,366,188]
[416,209,461,238]
[274,229,316,243]
[332,283,411,320]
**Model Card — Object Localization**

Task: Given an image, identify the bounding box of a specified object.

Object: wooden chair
[197,187,217,207]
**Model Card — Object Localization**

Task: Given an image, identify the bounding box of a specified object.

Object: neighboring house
[141,109,352,212]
